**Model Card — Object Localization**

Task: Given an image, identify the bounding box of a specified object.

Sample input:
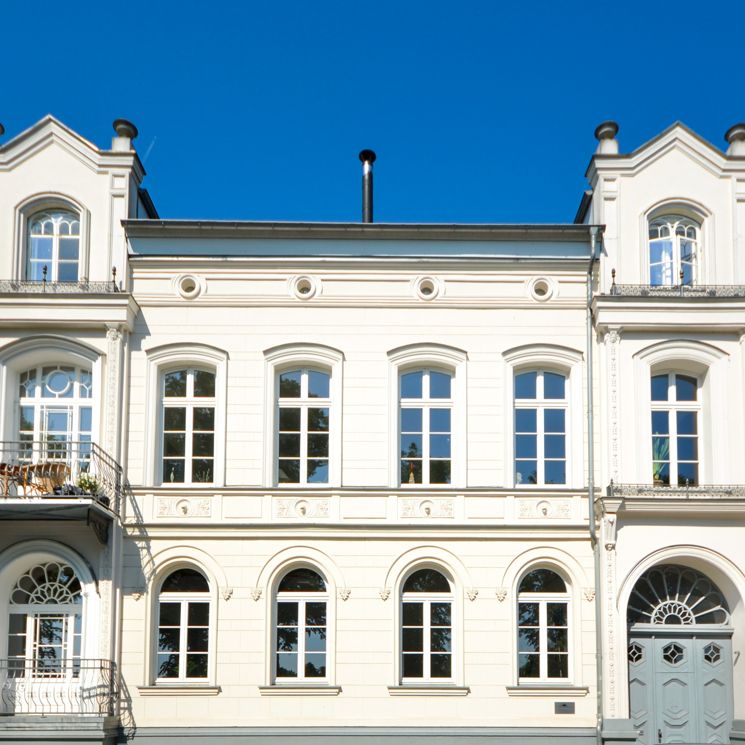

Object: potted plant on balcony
[77,472,100,496]
[652,438,669,486]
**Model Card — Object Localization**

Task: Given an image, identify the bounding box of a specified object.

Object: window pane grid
[514,371,567,486]
[275,593,328,681]
[26,210,80,283]
[648,216,699,287]
[277,369,331,485]
[651,373,699,486]
[161,369,216,484]
[401,598,453,681]
[400,370,452,486]
[517,597,569,681]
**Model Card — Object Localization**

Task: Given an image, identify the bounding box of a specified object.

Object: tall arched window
[26,210,80,283]
[161,368,216,484]
[651,372,699,486]
[276,369,330,484]
[517,568,570,681]
[8,561,83,677]
[400,369,452,485]
[648,215,700,287]
[274,567,328,681]
[400,568,453,682]
[18,364,93,466]
[156,568,210,681]
[514,370,567,485]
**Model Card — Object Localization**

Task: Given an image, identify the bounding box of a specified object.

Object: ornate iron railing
[607,481,745,499]
[0,441,122,515]
[0,658,119,716]
[608,284,745,298]
[0,279,118,294]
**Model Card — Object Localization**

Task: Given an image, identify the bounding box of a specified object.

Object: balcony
[608,283,745,298]
[0,441,122,543]
[606,481,745,499]
[0,658,119,717]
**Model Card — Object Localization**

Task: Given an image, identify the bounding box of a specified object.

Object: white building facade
[0,115,743,745]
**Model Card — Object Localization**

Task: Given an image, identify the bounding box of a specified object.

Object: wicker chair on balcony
[17,462,71,496]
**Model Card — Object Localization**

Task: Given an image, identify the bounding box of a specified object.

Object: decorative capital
[496,587,508,602]
[466,588,479,601]
[131,591,144,601]
[379,588,391,601]
[250,587,262,601]
[583,587,596,602]
[106,325,123,343]
[337,588,351,601]
[222,587,234,601]
[602,514,617,551]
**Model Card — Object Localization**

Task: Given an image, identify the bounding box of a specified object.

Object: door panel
[629,634,733,745]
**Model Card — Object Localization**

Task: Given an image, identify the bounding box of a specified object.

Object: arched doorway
[627,564,733,744]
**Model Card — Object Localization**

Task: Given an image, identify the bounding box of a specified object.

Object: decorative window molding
[263,344,344,488]
[14,193,91,282]
[144,344,228,488]
[146,559,218,687]
[502,345,583,489]
[388,344,467,488]
[633,340,728,485]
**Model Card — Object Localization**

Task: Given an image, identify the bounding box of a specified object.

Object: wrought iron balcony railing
[607,283,745,298]
[0,279,119,294]
[0,441,122,515]
[0,658,119,716]
[607,481,745,499]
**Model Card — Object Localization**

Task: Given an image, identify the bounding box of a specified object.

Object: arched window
[18,364,93,468]
[514,370,567,485]
[8,561,82,677]
[400,370,452,485]
[651,372,699,486]
[401,568,453,682]
[274,567,328,681]
[627,565,729,626]
[161,368,216,484]
[517,568,569,681]
[156,568,210,681]
[26,210,80,283]
[276,369,330,484]
[648,215,700,287]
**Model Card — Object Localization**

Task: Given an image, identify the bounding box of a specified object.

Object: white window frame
[144,345,228,488]
[388,344,467,489]
[503,345,583,489]
[399,574,454,684]
[14,195,90,283]
[399,368,454,487]
[513,369,568,487]
[647,214,701,287]
[276,368,331,486]
[650,371,700,486]
[516,569,571,684]
[263,344,344,488]
[160,367,217,486]
[153,567,214,685]
[273,569,329,684]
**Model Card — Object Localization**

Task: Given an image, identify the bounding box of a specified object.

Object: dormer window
[648,215,699,286]
[26,210,80,282]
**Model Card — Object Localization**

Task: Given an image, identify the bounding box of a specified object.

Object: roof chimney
[725,123,745,156]
[594,121,619,155]
[112,118,138,151]
[359,149,376,223]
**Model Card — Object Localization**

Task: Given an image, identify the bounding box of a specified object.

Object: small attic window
[648,214,700,287]
[26,209,80,283]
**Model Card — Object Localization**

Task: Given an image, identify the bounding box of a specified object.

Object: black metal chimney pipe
[359,149,376,223]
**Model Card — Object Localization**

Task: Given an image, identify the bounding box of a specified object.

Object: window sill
[258,685,341,696]
[138,685,221,696]
[388,685,470,696]
[506,685,588,697]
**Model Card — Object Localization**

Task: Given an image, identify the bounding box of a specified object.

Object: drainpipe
[587,225,603,745]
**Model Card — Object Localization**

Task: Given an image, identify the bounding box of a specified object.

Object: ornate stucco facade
[0,115,744,745]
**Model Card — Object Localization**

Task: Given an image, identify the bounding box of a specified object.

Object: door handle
[658,729,662,744]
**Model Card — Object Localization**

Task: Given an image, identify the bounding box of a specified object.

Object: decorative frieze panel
[273,498,330,519]
[517,499,572,519]
[399,498,454,519]
[156,497,212,518]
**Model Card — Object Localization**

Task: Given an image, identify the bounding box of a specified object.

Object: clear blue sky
[2,0,742,223]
